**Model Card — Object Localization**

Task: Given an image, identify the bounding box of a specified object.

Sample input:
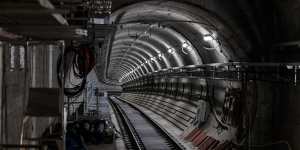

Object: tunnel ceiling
[1,0,299,83]
[107,1,251,83]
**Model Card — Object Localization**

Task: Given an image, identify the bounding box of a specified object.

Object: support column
[0,41,3,144]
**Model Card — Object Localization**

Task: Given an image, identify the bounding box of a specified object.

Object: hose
[57,45,95,98]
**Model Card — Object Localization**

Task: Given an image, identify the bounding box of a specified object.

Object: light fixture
[158,53,163,58]
[182,42,190,48]
[181,42,191,55]
[287,65,293,69]
[168,47,175,54]
[89,18,105,24]
[75,28,88,36]
[203,34,214,41]
[158,53,163,60]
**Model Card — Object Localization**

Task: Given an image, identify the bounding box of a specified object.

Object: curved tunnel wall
[105,0,278,148]
[107,1,253,83]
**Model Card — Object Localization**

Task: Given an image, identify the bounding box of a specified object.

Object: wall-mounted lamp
[181,42,191,55]
[158,53,163,60]
[158,53,163,58]
[182,42,190,48]
[168,47,175,54]
[287,65,293,69]
[203,34,214,41]
[151,57,156,61]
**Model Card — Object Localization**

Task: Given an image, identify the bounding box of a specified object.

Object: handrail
[123,62,300,85]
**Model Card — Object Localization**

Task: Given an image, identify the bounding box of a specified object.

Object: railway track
[109,96,185,150]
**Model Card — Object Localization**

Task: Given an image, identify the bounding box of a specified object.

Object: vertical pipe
[32,46,36,87]
[0,41,3,144]
[294,66,297,86]
[2,42,8,148]
[96,95,99,117]
[9,45,15,71]
[84,85,87,114]
[20,42,29,147]
[48,44,53,131]
[67,97,70,121]
[30,44,38,147]
[49,45,53,88]
[59,40,65,150]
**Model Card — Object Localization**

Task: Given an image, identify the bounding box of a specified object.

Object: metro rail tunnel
[0,0,300,150]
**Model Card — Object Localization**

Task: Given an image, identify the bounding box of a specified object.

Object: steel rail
[109,98,144,150]
[110,96,185,150]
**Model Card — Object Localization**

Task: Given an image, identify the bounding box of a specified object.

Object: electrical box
[194,100,210,127]
[26,88,60,116]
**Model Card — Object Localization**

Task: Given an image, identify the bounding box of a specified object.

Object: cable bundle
[57,45,95,97]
